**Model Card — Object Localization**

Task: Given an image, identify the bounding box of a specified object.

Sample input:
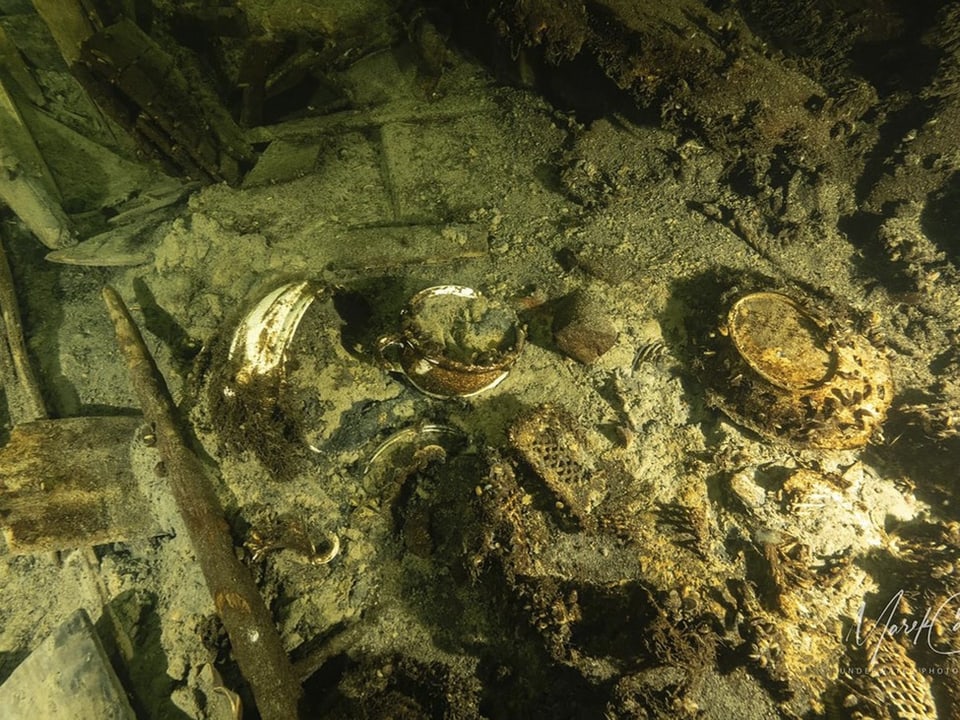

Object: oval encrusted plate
[701,289,892,449]
[728,292,836,390]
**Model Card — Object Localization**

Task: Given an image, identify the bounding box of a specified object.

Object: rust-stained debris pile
[2,1,960,719]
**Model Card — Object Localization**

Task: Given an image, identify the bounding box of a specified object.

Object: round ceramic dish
[376,285,525,398]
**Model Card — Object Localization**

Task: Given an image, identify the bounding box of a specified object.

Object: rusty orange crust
[215,590,252,614]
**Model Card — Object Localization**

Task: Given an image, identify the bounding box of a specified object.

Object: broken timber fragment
[0,24,45,107]
[46,179,199,267]
[0,73,73,249]
[29,0,98,68]
[0,235,161,553]
[0,233,46,420]
[102,286,303,720]
[33,0,253,185]
[44,219,156,267]
[75,19,254,184]
[485,0,850,170]
[0,416,158,554]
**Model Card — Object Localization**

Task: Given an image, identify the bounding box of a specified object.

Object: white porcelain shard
[227,280,318,386]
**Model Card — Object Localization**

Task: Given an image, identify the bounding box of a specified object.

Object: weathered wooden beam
[76,18,253,184]
[0,416,157,553]
[24,0,124,153]
[30,0,98,67]
[101,285,303,720]
[0,233,47,420]
[32,0,253,184]
[0,25,45,106]
[0,235,161,555]
[0,75,73,249]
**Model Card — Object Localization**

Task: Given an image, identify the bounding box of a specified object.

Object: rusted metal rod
[101,285,303,720]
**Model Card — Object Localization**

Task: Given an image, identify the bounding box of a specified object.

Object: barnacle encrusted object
[508,403,607,532]
[699,290,892,449]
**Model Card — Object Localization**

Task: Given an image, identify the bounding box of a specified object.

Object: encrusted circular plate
[699,288,892,449]
[377,284,526,398]
[403,284,524,369]
[727,292,836,390]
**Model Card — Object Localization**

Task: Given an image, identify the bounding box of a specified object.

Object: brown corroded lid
[727,292,837,390]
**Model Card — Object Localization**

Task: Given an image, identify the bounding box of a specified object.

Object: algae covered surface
[2,1,960,718]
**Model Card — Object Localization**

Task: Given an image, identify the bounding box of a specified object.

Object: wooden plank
[0,74,73,248]
[0,24,45,106]
[0,233,45,421]
[44,221,155,267]
[314,223,488,272]
[29,0,96,67]
[0,416,162,554]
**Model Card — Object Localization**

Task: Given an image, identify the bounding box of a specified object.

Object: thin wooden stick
[101,285,303,720]
[0,234,47,422]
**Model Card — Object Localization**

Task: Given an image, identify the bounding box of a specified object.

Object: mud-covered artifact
[225,280,321,389]
[377,285,525,397]
[508,403,607,532]
[315,652,483,719]
[551,288,618,365]
[210,280,328,472]
[881,520,960,713]
[838,617,938,720]
[472,410,728,684]
[695,289,892,449]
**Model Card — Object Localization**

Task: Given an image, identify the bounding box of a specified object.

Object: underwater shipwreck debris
[696,288,893,449]
[376,284,526,398]
[0,415,158,554]
[0,236,160,553]
[33,1,252,184]
[0,608,137,719]
[78,19,253,184]
[3,2,959,716]
[474,413,725,680]
[226,280,321,388]
[551,287,618,365]
[246,516,340,566]
[838,617,938,720]
[102,285,303,720]
[362,423,466,479]
[508,403,607,533]
[210,279,327,472]
[0,68,73,250]
[315,651,483,719]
